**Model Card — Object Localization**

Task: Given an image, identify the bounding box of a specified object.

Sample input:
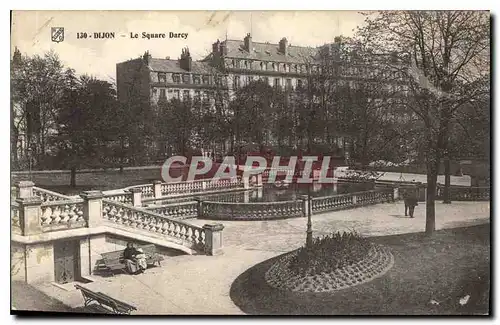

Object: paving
[33,201,489,315]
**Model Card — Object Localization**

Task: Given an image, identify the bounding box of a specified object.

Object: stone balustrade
[158,177,243,197]
[33,186,73,202]
[437,185,490,201]
[312,189,394,213]
[200,200,303,221]
[103,192,133,205]
[40,199,86,232]
[11,201,22,235]
[311,193,355,213]
[102,199,206,251]
[146,201,198,220]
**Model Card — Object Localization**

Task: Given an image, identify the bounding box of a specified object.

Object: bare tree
[357,11,490,234]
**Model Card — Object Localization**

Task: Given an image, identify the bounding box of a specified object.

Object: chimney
[244,33,252,52]
[143,50,152,65]
[179,47,192,71]
[165,56,170,60]
[212,39,220,54]
[279,37,288,55]
[220,40,228,55]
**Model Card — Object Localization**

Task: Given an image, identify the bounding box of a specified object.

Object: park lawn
[230,223,490,315]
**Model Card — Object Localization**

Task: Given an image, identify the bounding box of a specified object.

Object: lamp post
[306,183,313,249]
[27,147,33,181]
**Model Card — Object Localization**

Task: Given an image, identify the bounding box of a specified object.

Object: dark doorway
[54,240,80,284]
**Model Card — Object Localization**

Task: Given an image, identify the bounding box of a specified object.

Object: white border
[2,2,497,324]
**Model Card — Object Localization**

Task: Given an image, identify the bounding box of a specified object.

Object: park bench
[74,284,137,315]
[97,244,164,276]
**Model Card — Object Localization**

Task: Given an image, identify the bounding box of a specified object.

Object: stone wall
[11,243,26,282]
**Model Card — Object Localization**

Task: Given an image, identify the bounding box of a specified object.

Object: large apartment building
[116,33,409,159]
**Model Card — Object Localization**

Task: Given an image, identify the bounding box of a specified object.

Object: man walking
[403,185,419,218]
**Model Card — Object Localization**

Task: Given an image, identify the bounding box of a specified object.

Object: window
[247,76,253,85]
[193,75,201,84]
[182,74,190,83]
[159,88,166,98]
[274,78,280,88]
[172,74,180,83]
[202,75,209,84]
[297,79,303,88]
[152,88,157,95]
[158,73,166,83]
[244,61,248,69]
[234,76,240,89]
[294,65,298,73]
[264,77,269,85]
[194,90,201,100]
[272,63,276,71]
[283,64,287,72]
[183,90,190,99]
[260,62,264,70]
[174,89,180,99]
[286,78,292,90]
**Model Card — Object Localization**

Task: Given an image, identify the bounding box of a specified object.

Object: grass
[230,223,490,315]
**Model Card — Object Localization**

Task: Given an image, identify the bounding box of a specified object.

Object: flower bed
[265,233,394,293]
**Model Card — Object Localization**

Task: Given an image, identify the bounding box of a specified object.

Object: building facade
[116,33,410,159]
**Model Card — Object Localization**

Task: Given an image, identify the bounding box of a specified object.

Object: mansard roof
[222,39,320,64]
[148,58,215,74]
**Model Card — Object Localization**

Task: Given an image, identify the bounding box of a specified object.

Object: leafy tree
[54,75,119,186]
[11,49,68,169]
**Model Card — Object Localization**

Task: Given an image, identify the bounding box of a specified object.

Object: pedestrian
[404,186,419,218]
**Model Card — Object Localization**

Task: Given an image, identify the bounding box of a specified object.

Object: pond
[148,181,375,206]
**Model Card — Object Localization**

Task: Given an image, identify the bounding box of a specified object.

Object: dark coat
[402,187,419,207]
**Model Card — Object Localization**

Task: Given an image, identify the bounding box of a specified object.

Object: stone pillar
[203,224,224,256]
[129,188,143,207]
[244,191,250,203]
[299,195,309,218]
[194,198,203,218]
[79,238,91,277]
[16,196,43,236]
[80,191,103,228]
[16,180,35,199]
[243,176,250,189]
[352,194,357,205]
[153,180,162,199]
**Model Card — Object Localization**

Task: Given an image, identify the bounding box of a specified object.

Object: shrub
[288,231,371,276]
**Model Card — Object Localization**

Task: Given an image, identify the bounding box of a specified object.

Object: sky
[11,11,367,81]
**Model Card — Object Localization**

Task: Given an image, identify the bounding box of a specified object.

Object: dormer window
[193,75,201,84]
[182,74,190,83]
[202,75,209,84]
[172,74,180,83]
[158,73,166,83]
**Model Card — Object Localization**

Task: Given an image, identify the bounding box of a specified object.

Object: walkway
[33,201,489,315]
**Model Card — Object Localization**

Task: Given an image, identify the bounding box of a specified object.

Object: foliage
[288,231,371,276]
[53,74,119,170]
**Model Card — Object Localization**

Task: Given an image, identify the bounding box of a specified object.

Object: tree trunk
[443,153,451,203]
[425,160,438,236]
[70,167,77,188]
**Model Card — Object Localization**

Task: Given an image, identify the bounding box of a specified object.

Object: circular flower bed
[265,243,394,293]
